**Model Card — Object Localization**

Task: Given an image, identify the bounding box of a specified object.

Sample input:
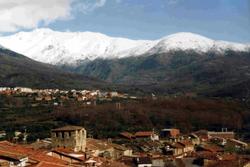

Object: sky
[0,0,249,43]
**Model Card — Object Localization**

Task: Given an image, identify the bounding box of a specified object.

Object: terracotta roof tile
[219,153,237,161]
[36,161,68,167]
[120,132,134,139]
[196,151,217,160]
[200,145,224,153]
[135,131,153,137]
[0,141,69,166]
[0,150,27,160]
[86,138,113,151]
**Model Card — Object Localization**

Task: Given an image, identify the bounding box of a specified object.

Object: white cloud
[0,0,73,33]
[74,0,106,14]
[0,0,108,33]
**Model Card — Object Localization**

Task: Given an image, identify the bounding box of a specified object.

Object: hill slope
[0,47,106,89]
[71,50,250,98]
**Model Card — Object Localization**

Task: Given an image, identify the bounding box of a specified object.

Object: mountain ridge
[0,28,249,66]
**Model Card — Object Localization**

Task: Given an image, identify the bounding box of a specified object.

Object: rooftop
[86,138,113,151]
[0,141,69,166]
[135,131,153,137]
[51,125,84,132]
[120,132,134,139]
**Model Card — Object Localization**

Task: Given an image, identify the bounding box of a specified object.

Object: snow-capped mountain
[0,44,5,49]
[0,28,155,65]
[0,28,249,65]
[148,32,249,54]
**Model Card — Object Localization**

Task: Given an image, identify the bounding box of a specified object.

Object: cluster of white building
[0,87,131,101]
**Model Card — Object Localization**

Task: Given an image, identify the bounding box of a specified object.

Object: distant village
[0,87,250,167]
[0,87,137,106]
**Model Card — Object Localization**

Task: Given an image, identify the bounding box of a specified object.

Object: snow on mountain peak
[0,29,249,65]
[150,32,214,53]
[33,28,54,33]
[162,32,212,41]
[148,32,250,54]
[0,28,154,65]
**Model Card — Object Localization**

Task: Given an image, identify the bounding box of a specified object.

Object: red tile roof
[0,141,69,166]
[199,144,224,153]
[0,150,27,161]
[135,131,153,137]
[196,151,217,160]
[52,148,85,162]
[53,147,76,154]
[86,138,113,151]
[120,132,134,139]
[36,161,68,167]
[219,153,237,161]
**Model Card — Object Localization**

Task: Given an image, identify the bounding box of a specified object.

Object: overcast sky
[0,0,249,42]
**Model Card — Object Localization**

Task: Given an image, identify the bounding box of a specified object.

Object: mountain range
[0,28,249,66]
[0,29,250,97]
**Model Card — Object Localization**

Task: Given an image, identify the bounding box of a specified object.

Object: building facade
[51,126,87,152]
